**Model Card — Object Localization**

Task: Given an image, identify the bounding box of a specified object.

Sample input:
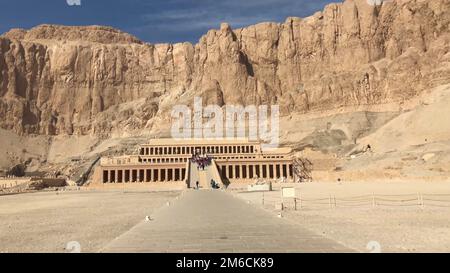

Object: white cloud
[133,0,334,42]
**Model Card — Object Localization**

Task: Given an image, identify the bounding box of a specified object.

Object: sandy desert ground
[1,181,450,253]
[235,181,450,253]
[0,190,180,253]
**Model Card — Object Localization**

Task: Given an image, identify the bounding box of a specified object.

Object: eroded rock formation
[0,0,449,138]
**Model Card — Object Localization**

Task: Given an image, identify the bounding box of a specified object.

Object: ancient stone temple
[92,138,299,189]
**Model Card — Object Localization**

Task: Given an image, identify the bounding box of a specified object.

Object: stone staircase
[293,157,313,182]
[198,169,209,189]
[187,160,224,189]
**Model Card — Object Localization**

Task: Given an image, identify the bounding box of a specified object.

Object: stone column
[104,170,108,183]
[182,168,186,180]
[282,164,287,178]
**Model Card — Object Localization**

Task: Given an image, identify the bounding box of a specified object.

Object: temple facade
[92,138,298,188]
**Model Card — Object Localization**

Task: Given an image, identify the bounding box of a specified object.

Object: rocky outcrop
[2,25,143,44]
[0,0,449,137]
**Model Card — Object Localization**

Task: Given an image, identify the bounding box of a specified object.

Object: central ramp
[101,191,350,253]
[188,160,223,189]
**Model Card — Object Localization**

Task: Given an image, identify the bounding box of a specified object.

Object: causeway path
[101,190,350,253]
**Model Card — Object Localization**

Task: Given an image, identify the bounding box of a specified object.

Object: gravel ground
[2,181,450,253]
[0,190,180,253]
[235,181,450,253]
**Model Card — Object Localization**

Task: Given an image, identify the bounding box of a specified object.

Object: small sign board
[281,187,296,198]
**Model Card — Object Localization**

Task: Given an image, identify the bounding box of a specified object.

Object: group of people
[210,179,220,189]
[194,179,220,190]
[191,152,219,189]
[191,153,212,170]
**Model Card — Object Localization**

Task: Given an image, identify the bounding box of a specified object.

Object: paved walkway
[101,190,351,253]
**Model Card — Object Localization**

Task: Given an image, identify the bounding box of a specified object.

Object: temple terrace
[92,138,306,189]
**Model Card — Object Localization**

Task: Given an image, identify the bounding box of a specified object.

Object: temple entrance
[188,154,222,189]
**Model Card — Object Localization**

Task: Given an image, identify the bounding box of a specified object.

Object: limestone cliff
[0,0,449,138]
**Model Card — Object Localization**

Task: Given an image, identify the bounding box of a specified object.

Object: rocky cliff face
[0,0,449,138]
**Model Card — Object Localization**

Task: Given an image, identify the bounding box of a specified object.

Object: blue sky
[0,0,336,44]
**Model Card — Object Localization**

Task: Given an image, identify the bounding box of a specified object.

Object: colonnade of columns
[140,145,255,156]
[102,168,187,183]
[218,163,293,180]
